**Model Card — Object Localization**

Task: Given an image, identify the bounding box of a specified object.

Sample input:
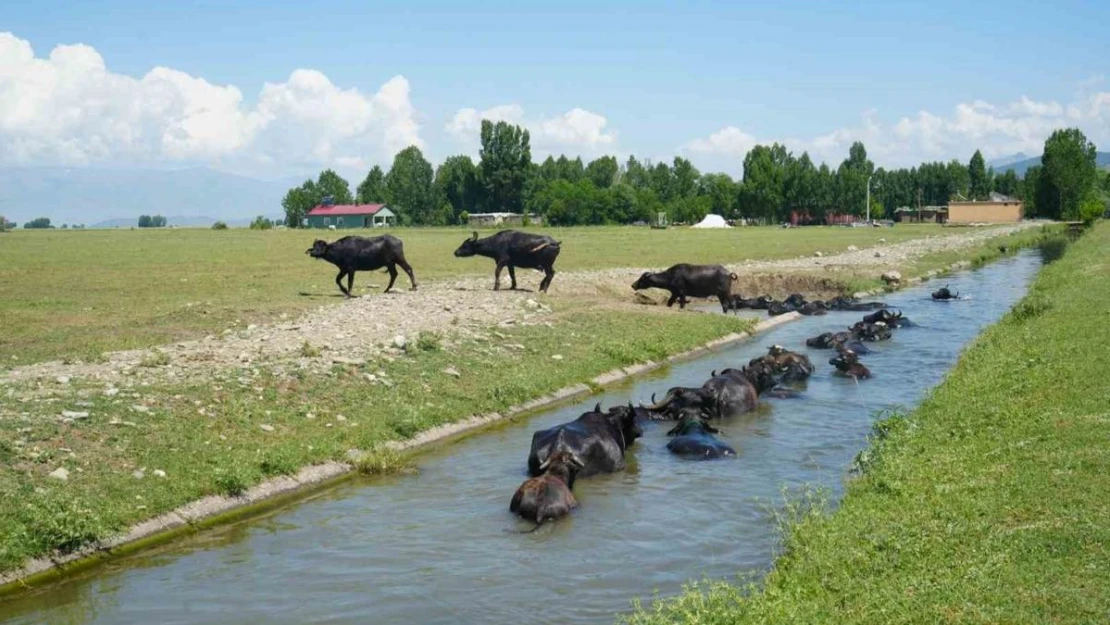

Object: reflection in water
[0,252,1043,625]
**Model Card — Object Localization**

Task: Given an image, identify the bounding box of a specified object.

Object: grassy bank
[0,304,755,577]
[625,222,1110,624]
[0,225,942,364]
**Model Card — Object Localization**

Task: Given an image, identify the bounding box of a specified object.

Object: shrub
[211,221,229,230]
[250,215,274,230]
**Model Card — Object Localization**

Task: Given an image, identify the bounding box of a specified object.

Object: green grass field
[0,225,944,364]
[625,222,1109,624]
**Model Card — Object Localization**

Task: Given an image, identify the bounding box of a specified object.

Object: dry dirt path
[1,223,1038,389]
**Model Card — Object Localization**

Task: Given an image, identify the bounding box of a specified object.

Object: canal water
[0,251,1043,625]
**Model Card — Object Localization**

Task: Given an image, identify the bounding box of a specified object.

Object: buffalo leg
[347,271,355,296]
[494,262,506,290]
[335,270,351,297]
[540,266,555,292]
[677,293,688,309]
[396,258,418,290]
[384,265,399,293]
[666,292,678,307]
[718,291,730,313]
[508,265,518,290]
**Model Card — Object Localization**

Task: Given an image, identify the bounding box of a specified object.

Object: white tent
[690,214,731,229]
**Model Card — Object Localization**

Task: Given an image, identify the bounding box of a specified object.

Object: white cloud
[445,103,617,157]
[0,32,421,174]
[685,92,1110,172]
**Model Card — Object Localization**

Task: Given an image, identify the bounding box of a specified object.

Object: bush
[211,221,229,230]
[250,215,274,230]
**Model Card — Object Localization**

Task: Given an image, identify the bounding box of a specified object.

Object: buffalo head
[305,239,329,258]
[642,387,705,418]
[665,410,719,436]
[453,232,480,258]
[631,271,656,291]
[606,402,644,446]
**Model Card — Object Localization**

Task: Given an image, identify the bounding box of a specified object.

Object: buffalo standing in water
[510,450,584,525]
[454,230,561,293]
[665,412,736,459]
[306,235,417,297]
[932,285,960,301]
[632,264,739,313]
[527,404,642,477]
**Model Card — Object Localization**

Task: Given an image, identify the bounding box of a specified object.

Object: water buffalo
[454,230,561,293]
[305,235,417,297]
[805,331,871,354]
[510,450,584,525]
[747,295,776,310]
[665,412,736,459]
[830,349,871,379]
[749,345,815,384]
[527,403,642,477]
[716,363,801,399]
[851,321,892,342]
[826,296,888,311]
[631,264,738,313]
[862,308,911,327]
[797,301,828,316]
[783,293,808,308]
[643,368,764,420]
[932,285,960,301]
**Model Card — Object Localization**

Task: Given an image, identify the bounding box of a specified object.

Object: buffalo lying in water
[632,263,738,313]
[665,412,736,459]
[643,366,774,420]
[805,331,872,354]
[527,403,642,477]
[830,348,872,379]
[851,321,893,342]
[825,296,889,311]
[511,450,583,525]
[931,285,960,301]
[749,345,815,384]
[862,308,913,327]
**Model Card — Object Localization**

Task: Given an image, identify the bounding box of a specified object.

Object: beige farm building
[945,193,1023,224]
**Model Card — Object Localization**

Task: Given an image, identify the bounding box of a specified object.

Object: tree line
[138,215,168,228]
[281,122,1106,227]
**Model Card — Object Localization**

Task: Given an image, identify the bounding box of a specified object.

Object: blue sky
[2,0,1108,179]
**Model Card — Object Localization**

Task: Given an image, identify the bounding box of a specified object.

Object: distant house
[466,212,543,228]
[788,211,859,226]
[304,201,396,229]
[894,206,945,223]
[945,193,1023,224]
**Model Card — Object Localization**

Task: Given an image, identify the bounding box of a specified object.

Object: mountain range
[0,167,306,227]
[988,152,1110,177]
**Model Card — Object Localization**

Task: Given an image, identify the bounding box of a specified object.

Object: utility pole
[866,173,874,223]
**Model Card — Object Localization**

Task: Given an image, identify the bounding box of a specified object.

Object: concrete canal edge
[0,312,802,597]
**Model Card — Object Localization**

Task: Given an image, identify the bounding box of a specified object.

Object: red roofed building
[304,201,397,229]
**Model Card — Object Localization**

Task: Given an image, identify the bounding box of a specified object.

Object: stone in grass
[48,467,70,481]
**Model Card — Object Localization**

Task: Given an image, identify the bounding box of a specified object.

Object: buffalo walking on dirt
[306,235,417,297]
[632,264,738,313]
[454,230,561,293]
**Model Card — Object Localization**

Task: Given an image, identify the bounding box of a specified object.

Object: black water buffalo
[665,412,736,459]
[805,331,872,354]
[783,293,808,308]
[830,348,872,379]
[931,285,960,301]
[862,308,911,327]
[797,301,828,316]
[643,368,764,420]
[826,296,888,311]
[306,235,417,297]
[510,450,583,524]
[527,403,642,477]
[715,363,800,399]
[766,300,793,316]
[851,321,893,342]
[454,230,561,292]
[749,345,815,384]
[747,295,776,310]
[632,264,738,313]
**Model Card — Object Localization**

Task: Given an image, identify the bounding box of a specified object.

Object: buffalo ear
[594,402,602,413]
[471,231,479,241]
